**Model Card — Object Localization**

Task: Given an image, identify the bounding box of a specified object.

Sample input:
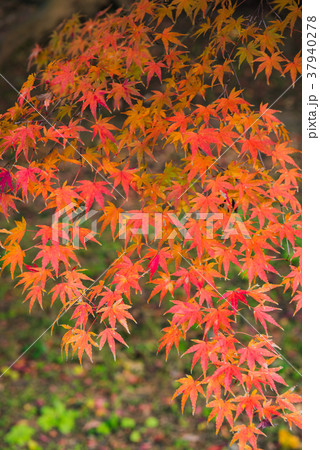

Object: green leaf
[144,417,159,428]
[121,417,136,429]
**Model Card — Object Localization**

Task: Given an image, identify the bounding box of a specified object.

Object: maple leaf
[259,103,282,131]
[290,291,301,315]
[155,4,175,26]
[107,79,142,110]
[49,61,77,95]
[236,41,260,70]
[204,375,222,401]
[147,253,160,277]
[233,391,264,422]
[14,164,44,199]
[122,101,152,136]
[270,141,299,169]
[173,268,199,298]
[3,124,42,161]
[1,243,25,278]
[250,201,282,228]
[257,400,281,426]
[71,302,94,328]
[240,134,272,162]
[230,423,265,449]
[43,121,87,149]
[167,300,202,331]
[34,244,79,276]
[238,340,277,371]
[144,247,172,277]
[98,202,123,238]
[23,285,44,311]
[27,43,42,70]
[16,267,52,292]
[212,60,233,86]
[145,60,166,85]
[254,51,284,84]
[212,363,243,393]
[0,217,26,247]
[98,327,128,360]
[183,339,214,375]
[172,375,205,414]
[193,104,219,126]
[196,285,219,307]
[91,117,117,144]
[201,306,233,336]
[278,167,301,188]
[62,327,99,364]
[78,85,109,119]
[276,389,302,414]
[45,183,80,214]
[76,180,113,213]
[50,281,82,306]
[72,226,100,249]
[148,272,174,304]
[269,213,301,247]
[34,224,68,246]
[98,298,136,332]
[241,252,279,285]
[167,110,192,135]
[193,16,211,38]
[154,26,185,53]
[207,398,235,433]
[158,322,183,360]
[184,127,222,158]
[284,412,302,429]
[184,218,210,259]
[213,245,241,278]
[221,289,249,314]
[284,2,302,35]
[214,88,250,119]
[283,52,302,86]
[172,0,199,20]
[18,74,35,106]
[253,305,283,334]
[259,367,287,393]
[95,288,121,310]
[259,26,284,52]
[103,162,137,198]
[0,169,13,197]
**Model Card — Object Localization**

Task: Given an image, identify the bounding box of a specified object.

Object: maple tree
[0,0,302,448]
